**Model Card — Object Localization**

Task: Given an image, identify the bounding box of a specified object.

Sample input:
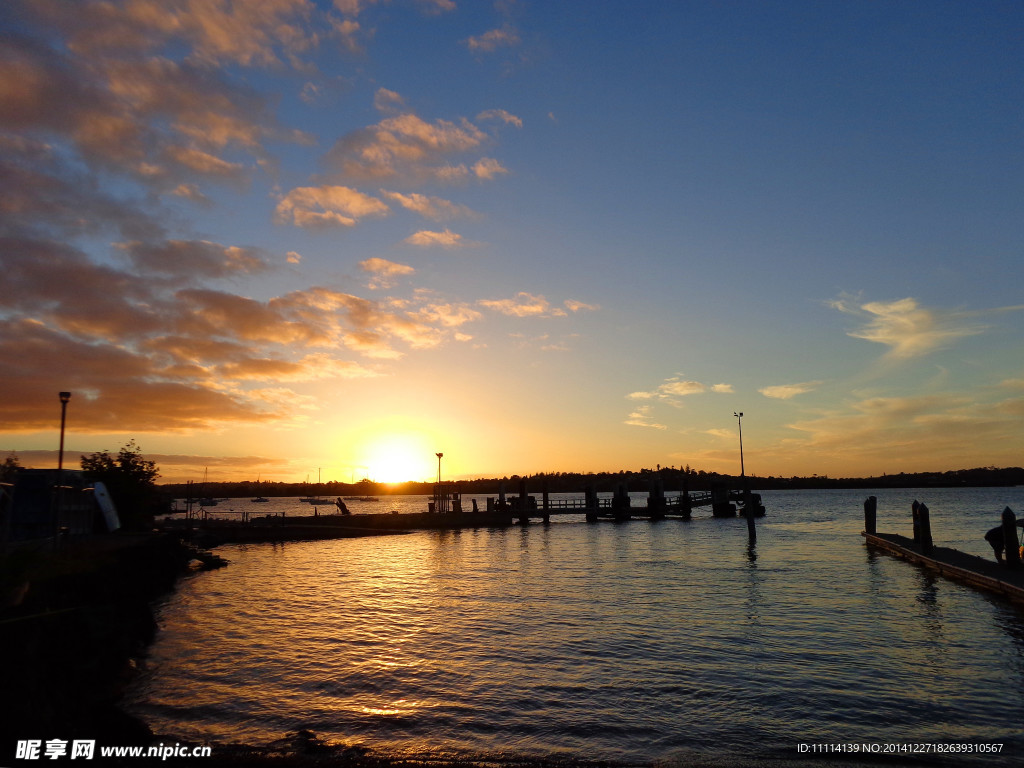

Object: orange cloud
[380,190,474,220]
[275,185,389,228]
[479,292,563,318]
[359,257,415,289]
[404,229,468,248]
[325,112,491,183]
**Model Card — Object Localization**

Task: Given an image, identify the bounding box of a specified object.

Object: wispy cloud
[275,185,389,228]
[564,299,600,313]
[830,296,988,359]
[360,257,415,289]
[759,381,822,400]
[477,109,523,129]
[325,113,490,183]
[465,26,521,53]
[373,87,405,113]
[404,228,471,248]
[472,157,509,180]
[479,292,567,318]
[624,405,666,430]
[381,191,475,220]
[627,375,732,402]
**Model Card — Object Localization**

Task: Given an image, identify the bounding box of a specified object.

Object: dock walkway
[863,531,1024,608]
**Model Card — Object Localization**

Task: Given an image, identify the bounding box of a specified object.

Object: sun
[362,433,435,484]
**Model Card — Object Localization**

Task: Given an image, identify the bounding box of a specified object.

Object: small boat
[198,469,217,506]
[300,469,323,504]
[251,496,269,503]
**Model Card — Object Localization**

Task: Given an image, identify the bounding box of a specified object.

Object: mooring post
[864,496,877,535]
[542,480,550,511]
[911,500,920,547]
[917,502,933,556]
[745,500,756,544]
[648,478,666,520]
[613,482,631,521]
[585,483,598,522]
[1002,507,1021,568]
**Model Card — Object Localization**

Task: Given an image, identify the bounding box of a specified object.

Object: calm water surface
[128,489,1024,765]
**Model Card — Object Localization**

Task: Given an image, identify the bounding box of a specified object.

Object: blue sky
[2,0,1022,483]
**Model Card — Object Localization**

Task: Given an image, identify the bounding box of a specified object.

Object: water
[129,489,1024,765]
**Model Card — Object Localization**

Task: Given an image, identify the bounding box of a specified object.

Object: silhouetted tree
[0,452,21,483]
[81,441,160,529]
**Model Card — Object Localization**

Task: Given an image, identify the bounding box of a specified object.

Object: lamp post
[436,452,443,484]
[58,392,71,473]
[55,391,71,548]
[734,411,745,480]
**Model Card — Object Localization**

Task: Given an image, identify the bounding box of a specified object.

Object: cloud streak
[830,296,988,359]
[759,381,822,400]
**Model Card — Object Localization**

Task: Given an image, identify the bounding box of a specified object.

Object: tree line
[159,464,1024,498]
[4,448,1022,512]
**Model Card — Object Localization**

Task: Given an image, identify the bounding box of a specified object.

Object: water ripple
[129,489,1024,764]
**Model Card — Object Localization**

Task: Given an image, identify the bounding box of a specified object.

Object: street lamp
[58,392,71,472]
[734,412,745,480]
[55,391,71,548]
[436,452,443,484]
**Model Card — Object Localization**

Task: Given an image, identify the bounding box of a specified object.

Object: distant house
[3,469,99,543]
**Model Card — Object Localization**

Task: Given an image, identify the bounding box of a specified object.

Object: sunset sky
[2,0,1023,484]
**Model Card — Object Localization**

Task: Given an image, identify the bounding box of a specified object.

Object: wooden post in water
[613,482,631,521]
[585,484,598,522]
[1002,506,1021,568]
[863,496,877,535]
[916,502,933,556]
[745,499,756,544]
[648,478,666,520]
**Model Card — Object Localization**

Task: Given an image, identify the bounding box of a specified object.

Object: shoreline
[1,532,221,751]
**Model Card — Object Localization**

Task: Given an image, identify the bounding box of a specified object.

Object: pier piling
[1003,507,1021,568]
[745,491,756,545]
[911,501,933,556]
[863,496,877,535]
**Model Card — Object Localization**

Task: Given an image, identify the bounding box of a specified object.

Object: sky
[2,0,1023,485]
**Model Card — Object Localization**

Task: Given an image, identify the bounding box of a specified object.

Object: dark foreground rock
[0,532,223,752]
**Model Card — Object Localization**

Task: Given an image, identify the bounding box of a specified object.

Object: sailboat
[198,468,217,506]
[251,473,269,503]
[300,469,322,504]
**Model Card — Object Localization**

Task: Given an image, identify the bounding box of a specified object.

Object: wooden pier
[472,479,765,525]
[163,483,766,545]
[862,498,1024,609]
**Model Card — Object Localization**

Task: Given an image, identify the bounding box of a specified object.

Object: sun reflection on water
[129,489,1024,764]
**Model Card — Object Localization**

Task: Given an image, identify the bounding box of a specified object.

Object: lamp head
[59,391,71,404]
